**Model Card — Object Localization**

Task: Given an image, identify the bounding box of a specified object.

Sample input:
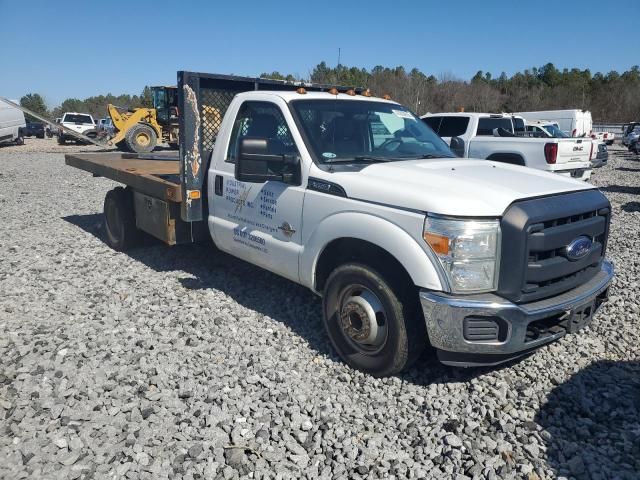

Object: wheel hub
[339,289,387,351]
[136,132,150,146]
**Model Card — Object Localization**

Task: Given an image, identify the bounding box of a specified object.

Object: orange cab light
[328,87,339,95]
[423,232,449,256]
[346,89,356,96]
[296,87,307,94]
[382,94,392,100]
[187,190,201,200]
[361,89,372,97]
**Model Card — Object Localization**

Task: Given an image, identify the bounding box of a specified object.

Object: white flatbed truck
[65,71,613,376]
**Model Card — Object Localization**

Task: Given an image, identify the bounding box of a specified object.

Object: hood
[328,158,593,217]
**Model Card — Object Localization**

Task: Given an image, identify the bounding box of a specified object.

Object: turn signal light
[423,232,450,255]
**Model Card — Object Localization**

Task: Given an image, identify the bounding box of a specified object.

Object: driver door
[210,100,305,282]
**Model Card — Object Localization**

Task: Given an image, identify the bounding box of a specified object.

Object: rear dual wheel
[322,263,426,377]
[103,187,140,251]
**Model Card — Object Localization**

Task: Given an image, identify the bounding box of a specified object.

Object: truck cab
[65,72,613,377]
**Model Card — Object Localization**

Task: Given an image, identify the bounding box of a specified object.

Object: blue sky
[0,0,636,107]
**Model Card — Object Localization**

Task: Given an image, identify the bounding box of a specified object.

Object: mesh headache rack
[177,71,368,223]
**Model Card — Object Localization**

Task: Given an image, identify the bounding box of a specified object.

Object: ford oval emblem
[566,236,592,261]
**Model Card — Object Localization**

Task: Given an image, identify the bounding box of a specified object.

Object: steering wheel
[377,138,403,152]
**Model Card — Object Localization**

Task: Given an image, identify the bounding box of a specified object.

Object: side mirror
[450,136,465,157]
[235,138,300,184]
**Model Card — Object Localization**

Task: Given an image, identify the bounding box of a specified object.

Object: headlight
[423,216,500,293]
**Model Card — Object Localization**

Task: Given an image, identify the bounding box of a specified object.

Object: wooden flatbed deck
[65,152,182,202]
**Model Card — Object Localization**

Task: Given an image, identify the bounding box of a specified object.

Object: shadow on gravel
[62,213,518,384]
[616,167,640,172]
[622,202,640,213]
[600,185,640,195]
[534,361,640,480]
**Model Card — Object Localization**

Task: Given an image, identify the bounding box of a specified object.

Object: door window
[227,101,297,163]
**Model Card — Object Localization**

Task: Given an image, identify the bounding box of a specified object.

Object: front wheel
[322,263,426,377]
[124,123,157,153]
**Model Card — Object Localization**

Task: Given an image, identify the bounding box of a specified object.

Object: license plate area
[525,288,609,342]
[571,169,585,178]
[565,300,595,333]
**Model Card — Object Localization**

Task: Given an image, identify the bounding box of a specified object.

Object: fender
[300,211,446,293]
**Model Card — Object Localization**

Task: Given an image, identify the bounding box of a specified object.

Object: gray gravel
[0,144,638,479]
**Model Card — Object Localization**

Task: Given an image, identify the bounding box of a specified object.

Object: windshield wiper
[323,155,391,164]
[411,154,456,159]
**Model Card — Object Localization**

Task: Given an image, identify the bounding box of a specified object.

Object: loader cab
[152,86,178,125]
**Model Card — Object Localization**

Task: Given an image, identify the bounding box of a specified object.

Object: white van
[516,109,592,137]
[0,100,26,145]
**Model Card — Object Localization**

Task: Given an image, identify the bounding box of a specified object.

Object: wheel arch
[486,152,526,166]
[301,212,445,294]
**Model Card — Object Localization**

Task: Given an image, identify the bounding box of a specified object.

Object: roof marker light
[296,87,307,94]
[328,87,339,95]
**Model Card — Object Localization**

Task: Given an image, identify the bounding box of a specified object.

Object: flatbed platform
[65,152,182,202]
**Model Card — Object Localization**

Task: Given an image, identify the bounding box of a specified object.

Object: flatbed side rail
[177,71,365,223]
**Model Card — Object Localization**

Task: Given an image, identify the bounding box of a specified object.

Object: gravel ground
[0,144,638,480]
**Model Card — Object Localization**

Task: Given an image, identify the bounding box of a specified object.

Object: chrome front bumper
[420,260,614,366]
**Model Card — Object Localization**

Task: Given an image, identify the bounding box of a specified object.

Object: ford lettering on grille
[566,236,593,261]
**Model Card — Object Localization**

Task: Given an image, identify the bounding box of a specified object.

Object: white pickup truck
[422,112,593,181]
[57,112,97,145]
[66,72,613,376]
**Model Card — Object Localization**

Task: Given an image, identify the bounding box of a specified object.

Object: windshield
[63,114,93,124]
[542,124,569,138]
[290,99,454,163]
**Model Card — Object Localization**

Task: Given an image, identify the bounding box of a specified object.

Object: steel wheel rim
[338,284,388,355]
[136,132,150,147]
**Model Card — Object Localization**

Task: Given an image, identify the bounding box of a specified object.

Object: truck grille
[498,190,610,303]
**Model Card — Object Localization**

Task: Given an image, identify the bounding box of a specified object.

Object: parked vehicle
[422,112,593,181]
[622,123,640,146]
[65,71,613,376]
[525,120,568,138]
[591,131,615,145]
[20,122,45,138]
[46,118,61,138]
[624,127,640,150]
[525,120,606,168]
[0,99,26,146]
[516,109,592,137]
[97,118,115,136]
[58,112,97,145]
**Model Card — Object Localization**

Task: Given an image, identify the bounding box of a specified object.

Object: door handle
[278,222,296,237]
[215,175,223,196]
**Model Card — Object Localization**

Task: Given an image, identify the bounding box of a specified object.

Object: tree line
[19,62,640,124]
[262,62,640,123]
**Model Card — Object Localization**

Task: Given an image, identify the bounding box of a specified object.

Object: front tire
[103,187,140,251]
[322,263,425,377]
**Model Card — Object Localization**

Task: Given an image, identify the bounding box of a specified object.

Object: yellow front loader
[107,86,179,154]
